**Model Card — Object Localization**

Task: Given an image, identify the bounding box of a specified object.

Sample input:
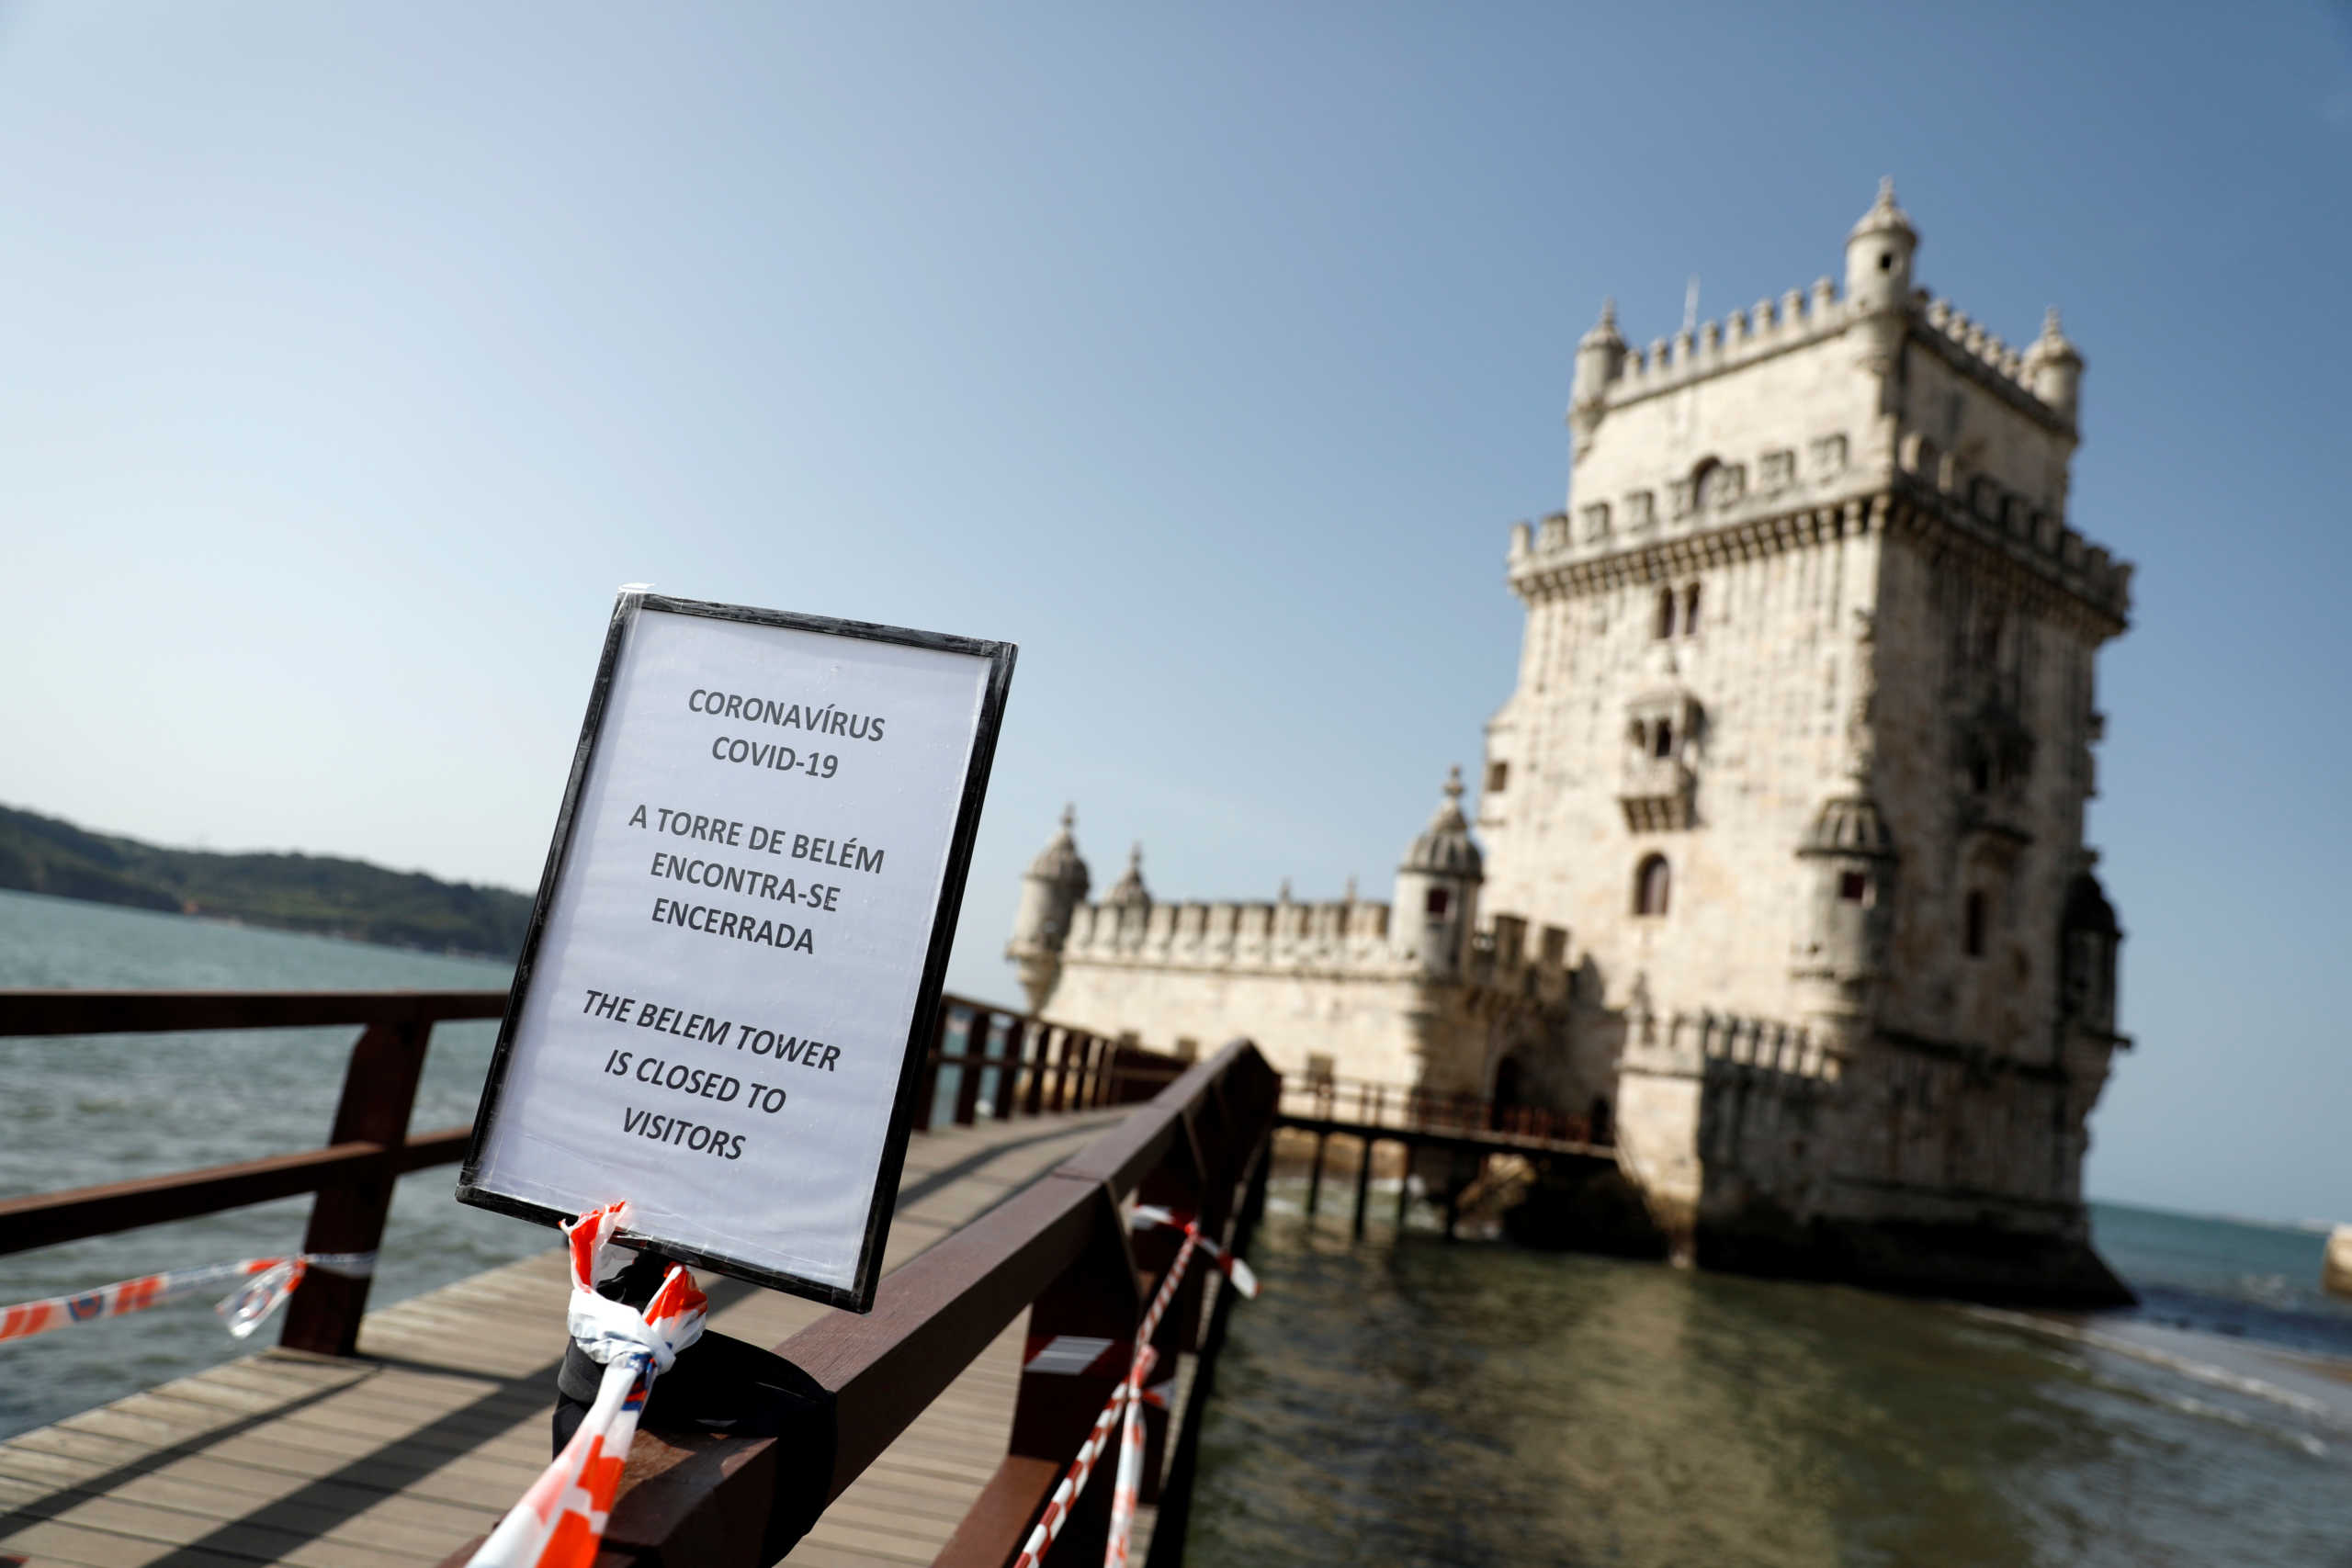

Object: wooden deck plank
[0,1107,1134,1568]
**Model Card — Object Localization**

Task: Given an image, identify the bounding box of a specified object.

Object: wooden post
[953,1009,988,1126]
[1443,1178,1460,1242]
[992,1019,1026,1121]
[1022,1025,1051,1116]
[1052,1030,1080,1111]
[1305,1132,1328,1218]
[280,1017,428,1356]
[1395,1142,1413,1231]
[1004,1189,1140,1568]
[1129,1117,1210,1503]
[911,1004,951,1133]
[1350,1134,1374,1242]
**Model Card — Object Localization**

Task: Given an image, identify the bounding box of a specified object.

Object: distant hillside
[0,803,533,960]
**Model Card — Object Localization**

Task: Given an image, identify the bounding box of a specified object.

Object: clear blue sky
[2,3,2346,1224]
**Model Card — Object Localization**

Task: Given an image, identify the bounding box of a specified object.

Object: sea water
[1183,1200,2352,1566]
[4,889,2346,1564]
[0,887,984,1442]
[0,888,536,1441]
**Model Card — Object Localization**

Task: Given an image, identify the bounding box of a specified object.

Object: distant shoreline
[0,885,520,967]
[0,802,532,962]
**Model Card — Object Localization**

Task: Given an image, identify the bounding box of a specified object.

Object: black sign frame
[456,588,1016,1314]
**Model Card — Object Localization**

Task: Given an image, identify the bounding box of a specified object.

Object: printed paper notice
[466,602,1000,1296]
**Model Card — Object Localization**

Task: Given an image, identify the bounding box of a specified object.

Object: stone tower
[1477,179,2132,1297]
[1012,181,2135,1304]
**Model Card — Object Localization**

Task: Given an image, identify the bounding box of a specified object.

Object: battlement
[1064,891,1405,975]
[1619,1009,1845,1084]
[1918,294,2033,393]
[1592,288,2065,426]
[1507,470,2131,626]
[1600,276,1849,404]
[1058,893,1591,1006]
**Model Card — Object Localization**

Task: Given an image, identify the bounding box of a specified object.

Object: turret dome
[1105,843,1150,909]
[1578,297,1625,352]
[1025,805,1091,897]
[1848,176,1916,244]
[1800,794,1898,860]
[1399,767,1485,879]
[2025,306,2082,370]
[2062,867,2120,937]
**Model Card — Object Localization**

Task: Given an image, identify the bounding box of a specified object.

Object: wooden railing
[912,998,1192,1131]
[0,987,1170,1364]
[0,988,508,1356]
[1279,1072,1612,1147]
[442,1036,1281,1568]
[1275,1071,1618,1242]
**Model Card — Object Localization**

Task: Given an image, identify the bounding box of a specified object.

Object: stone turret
[1006,806,1091,1013]
[1846,176,1916,380]
[1568,299,1627,458]
[2057,856,2121,1034]
[1393,767,1484,978]
[2024,307,2086,428]
[1791,794,1900,1054]
[1104,842,1151,944]
[1791,606,1897,1052]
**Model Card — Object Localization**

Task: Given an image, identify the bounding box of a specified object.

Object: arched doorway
[1489,1054,1528,1131]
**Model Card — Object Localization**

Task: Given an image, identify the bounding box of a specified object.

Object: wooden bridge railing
[1275,1071,1617,1243]
[1278,1071,1612,1147]
[0,987,1163,1364]
[445,1035,1282,1568]
[0,988,507,1357]
[911,998,1191,1131]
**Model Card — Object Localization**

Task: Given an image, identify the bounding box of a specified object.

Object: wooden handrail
[1278,1070,1613,1148]
[0,987,510,1355]
[0,984,1196,1364]
[438,1036,1281,1568]
[0,989,507,1036]
[0,1125,474,1256]
[913,995,1193,1133]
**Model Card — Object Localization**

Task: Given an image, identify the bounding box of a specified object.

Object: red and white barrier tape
[465,1201,706,1568]
[1104,1224,1195,1568]
[1128,1206,1259,1300]
[0,1251,377,1345]
[1012,1202,1261,1568]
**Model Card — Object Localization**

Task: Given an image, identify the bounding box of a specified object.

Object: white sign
[460,591,1015,1311]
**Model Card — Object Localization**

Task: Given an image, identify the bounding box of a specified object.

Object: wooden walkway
[0,1107,1137,1568]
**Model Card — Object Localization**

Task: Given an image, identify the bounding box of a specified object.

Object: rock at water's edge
[2324,1224,2352,1299]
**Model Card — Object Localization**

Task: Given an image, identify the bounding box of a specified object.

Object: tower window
[1838,870,1871,904]
[1682,583,1702,637]
[1486,761,1510,793]
[1878,251,1893,272]
[1425,887,1451,917]
[1963,890,1987,957]
[1655,586,1678,639]
[1634,854,1671,917]
[1653,718,1675,760]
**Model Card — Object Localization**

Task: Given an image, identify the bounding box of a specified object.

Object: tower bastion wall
[1003,184,2136,1305]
